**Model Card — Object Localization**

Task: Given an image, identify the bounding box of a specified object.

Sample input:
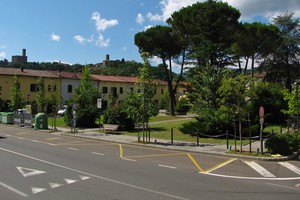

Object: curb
[58,131,299,162]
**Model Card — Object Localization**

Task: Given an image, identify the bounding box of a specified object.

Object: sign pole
[259,106,264,155]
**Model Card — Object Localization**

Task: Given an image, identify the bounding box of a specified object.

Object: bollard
[171,128,174,144]
[197,131,199,146]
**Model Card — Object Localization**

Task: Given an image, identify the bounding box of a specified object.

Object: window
[67,85,73,93]
[30,84,38,92]
[48,84,57,92]
[119,87,123,94]
[102,87,108,94]
[161,89,164,94]
[111,87,117,97]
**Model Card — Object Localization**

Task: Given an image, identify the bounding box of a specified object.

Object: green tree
[218,73,254,152]
[184,66,226,135]
[167,0,241,69]
[135,25,186,115]
[9,75,23,111]
[36,77,47,112]
[67,66,101,127]
[232,22,279,76]
[260,11,300,92]
[121,53,158,137]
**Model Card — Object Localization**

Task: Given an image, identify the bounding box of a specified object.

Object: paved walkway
[51,126,299,161]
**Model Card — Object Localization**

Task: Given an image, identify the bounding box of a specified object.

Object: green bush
[265,133,300,156]
[102,106,135,131]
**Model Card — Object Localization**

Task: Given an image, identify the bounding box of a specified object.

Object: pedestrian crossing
[242,160,300,178]
[243,160,276,178]
[278,162,300,175]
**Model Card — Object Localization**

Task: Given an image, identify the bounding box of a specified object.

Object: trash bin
[34,113,48,130]
[2,112,14,124]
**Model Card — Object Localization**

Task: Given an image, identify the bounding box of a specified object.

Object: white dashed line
[158,164,177,169]
[122,158,137,162]
[92,152,104,156]
[0,181,28,197]
[68,147,78,151]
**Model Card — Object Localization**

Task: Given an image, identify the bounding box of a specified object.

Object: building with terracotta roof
[92,74,168,109]
[0,67,61,112]
[0,67,171,112]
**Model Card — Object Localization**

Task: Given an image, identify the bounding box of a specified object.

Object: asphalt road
[0,125,300,200]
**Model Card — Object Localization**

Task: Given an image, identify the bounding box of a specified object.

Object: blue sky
[0,0,299,68]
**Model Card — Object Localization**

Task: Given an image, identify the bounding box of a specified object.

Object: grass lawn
[47,115,251,145]
[48,116,68,128]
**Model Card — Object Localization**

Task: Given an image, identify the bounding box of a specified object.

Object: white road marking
[16,166,46,177]
[278,162,300,175]
[0,147,190,200]
[0,181,28,197]
[49,182,63,189]
[31,187,47,194]
[243,160,276,178]
[79,175,90,180]
[267,183,300,191]
[68,147,78,151]
[202,172,300,180]
[158,164,177,169]
[92,152,104,156]
[122,158,137,162]
[64,179,78,184]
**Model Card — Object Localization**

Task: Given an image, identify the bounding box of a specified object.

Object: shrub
[265,133,300,156]
[102,106,135,131]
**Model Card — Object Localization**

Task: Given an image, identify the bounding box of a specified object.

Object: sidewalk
[51,126,299,161]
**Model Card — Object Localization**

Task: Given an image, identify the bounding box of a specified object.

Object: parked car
[57,106,67,116]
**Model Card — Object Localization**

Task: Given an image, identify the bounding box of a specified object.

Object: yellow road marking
[119,144,123,158]
[187,153,205,172]
[204,158,237,173]
[125,152,186,159]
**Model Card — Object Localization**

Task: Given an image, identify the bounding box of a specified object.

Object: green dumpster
[2,112,14,124]
[34,113,48,130]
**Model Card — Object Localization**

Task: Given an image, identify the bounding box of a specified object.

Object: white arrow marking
[65,179,78,184]
[49,182,63,189]
[16,166,46,177]
[79,175,90,180]
[31,187,47,194]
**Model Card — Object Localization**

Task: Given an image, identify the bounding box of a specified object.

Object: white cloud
[0,51,6,58]
[91,12,119,32]
[226,0,300,21]
[136,13,145,25]
[95,33,110,47]
[151,0,300,23]
[147,12,163,22]
[144,25,153,30]
[51,33,61,42]
[73,35,85,44]
[73,35,94,44]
